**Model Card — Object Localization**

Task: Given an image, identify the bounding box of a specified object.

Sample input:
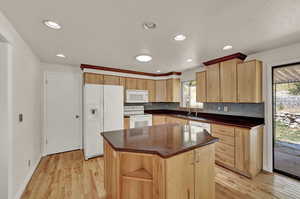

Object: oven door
[130,116,152,128]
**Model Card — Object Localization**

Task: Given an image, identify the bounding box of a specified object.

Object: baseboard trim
[14,156,41,199]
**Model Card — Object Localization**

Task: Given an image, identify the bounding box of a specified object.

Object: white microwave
[126,90,149,103]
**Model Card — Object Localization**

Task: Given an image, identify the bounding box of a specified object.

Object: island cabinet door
[166,150,195,199]
[194,144,215,199]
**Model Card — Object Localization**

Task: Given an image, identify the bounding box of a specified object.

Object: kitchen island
[101,123,219,199]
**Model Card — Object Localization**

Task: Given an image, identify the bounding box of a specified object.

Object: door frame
[42,71,82,156]
[272,61,300,180]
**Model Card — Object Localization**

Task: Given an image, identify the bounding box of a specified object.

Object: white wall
[0,11,42,199]
[247,42,300,172]
[0,41,10,199]
[180,66,205,82]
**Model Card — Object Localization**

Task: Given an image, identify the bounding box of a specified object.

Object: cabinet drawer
[212,133,235,146]
[216,142,235,159]
[212,124,235,137]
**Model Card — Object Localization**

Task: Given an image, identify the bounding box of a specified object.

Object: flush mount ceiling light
[56,53,66,58]
[223,45,233,50]
[174,34,186,41]
[135,55,152,62]
[143,22,156,30]
[43,20,62,30]
[187,58,193,62]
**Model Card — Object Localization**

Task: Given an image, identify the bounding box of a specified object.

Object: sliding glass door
[273,63,300,179]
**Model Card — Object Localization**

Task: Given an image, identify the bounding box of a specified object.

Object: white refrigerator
[83,84,124,159]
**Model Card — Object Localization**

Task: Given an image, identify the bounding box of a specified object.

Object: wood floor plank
[21,150,300,199]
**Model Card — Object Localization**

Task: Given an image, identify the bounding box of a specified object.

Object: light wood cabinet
[166,116,188,125]
[155,80,167,102]
[126,78,137,90]
[84,73,103,84]
[166,78,180,102]
[146,80,156,102]
[194,146,215,199]
[166,150,195,199]
[212,124,263,178]
[153,115,166,125]
[196,71,207,102]
[197,59,262,103]
[237,60,263,103]
[220,59,242,102]
[103,75,120,85]
[104,141,216,199]
[166,144,215,199]
[136,78,147,90]
[124,118,130,129]
[235,127,263,177]
[206,63,220,102]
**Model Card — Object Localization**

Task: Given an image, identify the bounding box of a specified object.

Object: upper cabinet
[125,77,137,89]
[83,72,181,103]
[155,80,167,102]
[103,75,120,85]
[196,71,207,102]
[206,63,220,102]
[196,53,262,103]
[84,73,103,84]
[166,78,180,102]
[237,60,263,103]
[146,80,156,102]
[136,78,147,90]
[220,59,243,102]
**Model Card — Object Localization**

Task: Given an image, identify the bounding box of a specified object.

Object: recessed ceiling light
[43,20,62,30]
[157,70,161,73]
[187,58,193,63]
[223,45,233,50]
[143,22,156,30]
[135,55,152,62]
[174,34,186,41]
[56,54,66,58]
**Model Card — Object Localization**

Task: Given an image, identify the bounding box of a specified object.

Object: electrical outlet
[217,106,222,111]
[28,160,31,168]
[224,106,229,112]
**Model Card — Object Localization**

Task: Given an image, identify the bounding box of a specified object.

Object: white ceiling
[1,0,300,73]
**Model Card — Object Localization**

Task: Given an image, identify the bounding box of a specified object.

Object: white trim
[263,57,300,172]
[13,156,41,199]
[83,68,181,80]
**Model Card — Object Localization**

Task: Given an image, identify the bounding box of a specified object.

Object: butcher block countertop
[101,123,219,158]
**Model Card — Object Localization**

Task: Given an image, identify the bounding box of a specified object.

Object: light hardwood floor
[21,150,300,199]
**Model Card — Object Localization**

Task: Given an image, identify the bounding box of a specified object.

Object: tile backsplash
[124,102,265,118]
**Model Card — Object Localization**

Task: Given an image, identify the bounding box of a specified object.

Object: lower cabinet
[165,116,188,125]
[212,124,263,178]
[104,141,216,199]
[124,118,130,129]
[153,115,166,125]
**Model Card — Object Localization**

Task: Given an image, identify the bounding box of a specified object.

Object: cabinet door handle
[187,189,190,199]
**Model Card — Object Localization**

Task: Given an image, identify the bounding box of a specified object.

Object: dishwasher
[189,121,211,134]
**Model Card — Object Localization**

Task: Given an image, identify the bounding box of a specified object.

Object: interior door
[45,72,81,155]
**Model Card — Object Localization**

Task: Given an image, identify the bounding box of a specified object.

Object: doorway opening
[273,62,300,180]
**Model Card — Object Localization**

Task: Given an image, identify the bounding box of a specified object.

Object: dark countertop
[145,109,264,129]
[101,123,219,158]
